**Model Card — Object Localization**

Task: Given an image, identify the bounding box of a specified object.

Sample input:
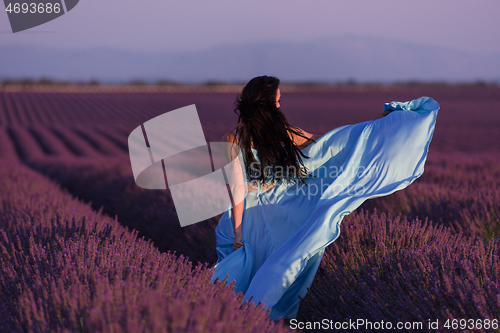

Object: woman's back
[224,125,315,184]
[231,128,274,185]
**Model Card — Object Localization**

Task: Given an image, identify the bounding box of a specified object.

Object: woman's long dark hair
[232,75,315,186]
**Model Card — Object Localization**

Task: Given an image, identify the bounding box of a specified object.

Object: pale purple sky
[1,0,500,55]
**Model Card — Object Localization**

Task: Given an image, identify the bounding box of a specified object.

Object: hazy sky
[1,0,500,55]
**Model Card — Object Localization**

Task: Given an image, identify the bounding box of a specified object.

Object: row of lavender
[0,124,129,160]
[0,92,166,126]
[0,160,290,332]
[1,88,499,154]
[25,150,500,328]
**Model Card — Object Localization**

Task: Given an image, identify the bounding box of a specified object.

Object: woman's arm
[222,131,244,250]
[232,194,244,249]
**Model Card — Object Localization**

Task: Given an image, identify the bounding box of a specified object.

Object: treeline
[1,77,498,87]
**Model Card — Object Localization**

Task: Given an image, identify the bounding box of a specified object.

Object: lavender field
[0,85,499,332]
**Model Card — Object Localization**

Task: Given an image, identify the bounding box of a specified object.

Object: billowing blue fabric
[211,97,439,320]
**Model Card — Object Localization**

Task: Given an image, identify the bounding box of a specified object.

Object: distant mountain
[1,35,499,83]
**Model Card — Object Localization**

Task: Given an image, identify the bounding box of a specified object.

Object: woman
[211,75,439,321]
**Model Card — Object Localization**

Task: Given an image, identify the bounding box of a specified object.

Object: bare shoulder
[222,130,239,144]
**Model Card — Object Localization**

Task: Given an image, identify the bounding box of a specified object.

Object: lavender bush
[297,209,500,331]
[360,151,500,240]
[0,160,291,332]
[27,157,220,266]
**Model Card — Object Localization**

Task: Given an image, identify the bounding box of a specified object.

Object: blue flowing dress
[211,97,439,320]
